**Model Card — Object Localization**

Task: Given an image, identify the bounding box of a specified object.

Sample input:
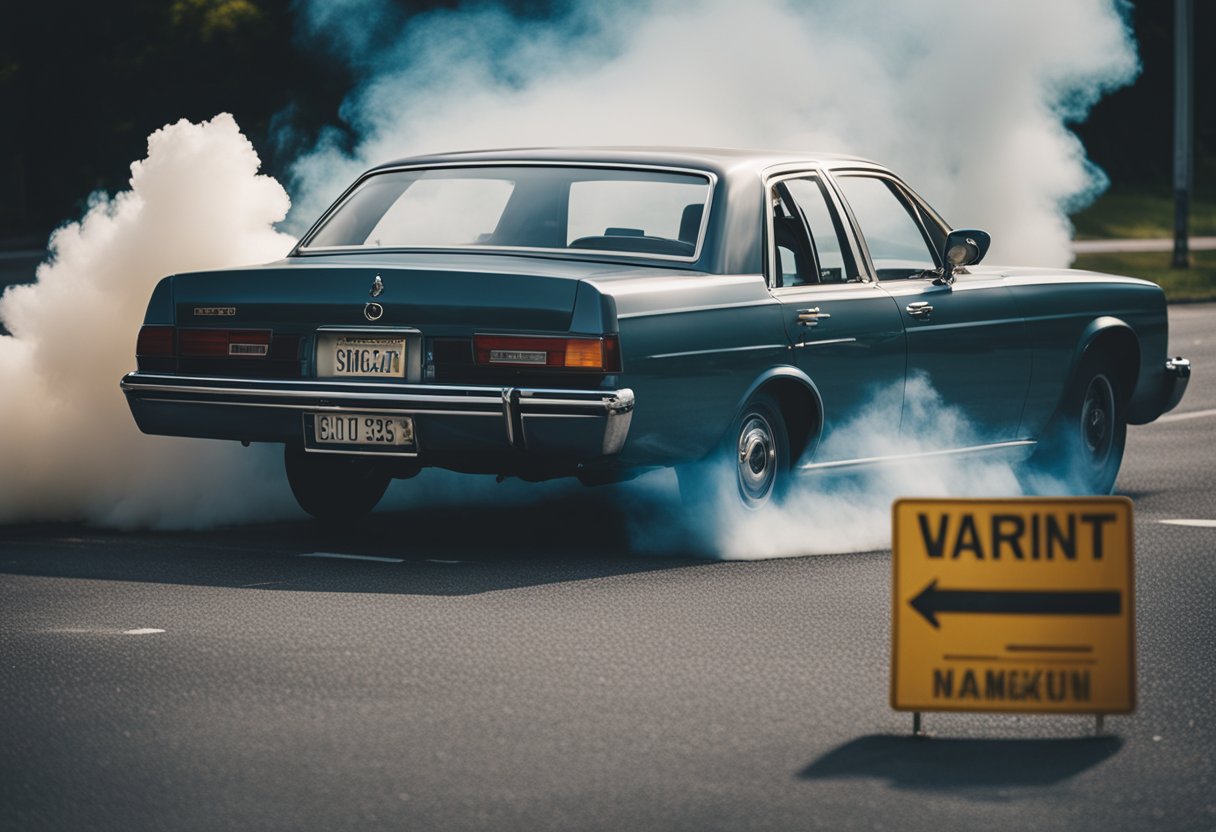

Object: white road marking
[123,628,165,635]
[1159,519,1216,528]
[298,552,404,563]
[1157,407,1216,424]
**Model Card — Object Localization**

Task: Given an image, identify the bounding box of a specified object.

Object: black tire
[677,392,792,511]
[1026,352,1128,495]
[284,444,391,522]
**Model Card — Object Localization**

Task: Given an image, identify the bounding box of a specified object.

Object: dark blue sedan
[121,148,1190,519]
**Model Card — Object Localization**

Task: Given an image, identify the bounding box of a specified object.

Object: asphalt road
[2,305,1214,832]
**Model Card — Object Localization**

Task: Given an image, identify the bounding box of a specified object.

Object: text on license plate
[331,337,406,377]
[313,413,414,446]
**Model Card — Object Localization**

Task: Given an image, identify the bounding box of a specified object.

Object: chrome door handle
[797,307,832,327]
[906,302,933,319]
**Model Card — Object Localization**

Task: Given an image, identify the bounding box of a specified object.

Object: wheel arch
[1076,317,1140,403]
[733,366,824,464]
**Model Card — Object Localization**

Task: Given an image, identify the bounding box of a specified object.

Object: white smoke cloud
[290,0,1138,266]
[625,375,1088,560]
[0,0,1137,534]
[0,114,300,528]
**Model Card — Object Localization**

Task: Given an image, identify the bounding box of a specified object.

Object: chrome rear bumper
[120,372,634,458]
[1162,356,1191,414]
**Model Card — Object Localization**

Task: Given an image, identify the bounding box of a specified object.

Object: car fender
[732,365,825,462]
[1073,316,1141,400]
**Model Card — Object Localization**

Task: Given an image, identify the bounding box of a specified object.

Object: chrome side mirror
[939,228,991,283]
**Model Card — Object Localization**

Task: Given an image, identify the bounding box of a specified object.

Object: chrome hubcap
[737,414,777,508]
[1080,374,1115,464]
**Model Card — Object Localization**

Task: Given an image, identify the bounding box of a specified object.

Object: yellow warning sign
[891,497,1135,714]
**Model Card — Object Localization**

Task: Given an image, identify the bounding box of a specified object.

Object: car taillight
[473,335,621,372]
[178,329,271,357]
[136,325,175,357]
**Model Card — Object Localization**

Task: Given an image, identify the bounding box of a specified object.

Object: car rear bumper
[120,372,635,462]
[1161,356,1191,414]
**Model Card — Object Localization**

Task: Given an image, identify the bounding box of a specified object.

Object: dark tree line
[0,0,1210,243]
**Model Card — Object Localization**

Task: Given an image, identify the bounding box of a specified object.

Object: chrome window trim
[762,168,871,291]
[823,169,950,282]
[294,161,718,265]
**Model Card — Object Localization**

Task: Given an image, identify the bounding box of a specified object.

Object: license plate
[329,336,406,377]
[311,413,415,447]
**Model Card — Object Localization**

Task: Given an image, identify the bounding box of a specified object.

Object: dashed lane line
[297,552,404,564]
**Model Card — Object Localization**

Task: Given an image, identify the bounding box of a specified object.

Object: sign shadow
[800,733,1123,791]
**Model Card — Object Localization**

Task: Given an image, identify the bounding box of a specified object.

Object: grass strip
[1072,250,1216,303]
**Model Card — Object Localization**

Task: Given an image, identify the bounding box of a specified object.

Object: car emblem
[364,302,384,322]
[370,274,384,298]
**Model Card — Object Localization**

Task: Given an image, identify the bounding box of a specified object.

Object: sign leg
[1095,714,1105,736]
[912,711,925,737]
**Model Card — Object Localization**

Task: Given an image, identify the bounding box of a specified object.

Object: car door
[766,172,906,458]
[827,171,1032,442]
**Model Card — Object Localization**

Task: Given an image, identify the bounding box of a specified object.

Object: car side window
[769,176,857,288]
[771,187,816,288]
[782,177,852,285]
[835,175,938,280]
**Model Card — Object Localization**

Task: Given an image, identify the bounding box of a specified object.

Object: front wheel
[284,444,391,522]
[677,392,791,511]
[1025,353,1127,495]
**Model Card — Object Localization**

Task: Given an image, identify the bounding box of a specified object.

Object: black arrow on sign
[910,580,1122,629]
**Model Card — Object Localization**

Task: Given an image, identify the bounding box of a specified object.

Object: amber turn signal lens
[563,339,604,368]
[472,334,621,372]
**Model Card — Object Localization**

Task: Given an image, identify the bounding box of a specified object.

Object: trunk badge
[364,302,384,321]
[370,275,384,298]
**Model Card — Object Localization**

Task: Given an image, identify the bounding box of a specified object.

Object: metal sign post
[1173,0,1193,269]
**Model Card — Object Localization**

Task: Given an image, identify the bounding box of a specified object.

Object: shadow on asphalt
[0,490,717,596]
[800,734,1123,790]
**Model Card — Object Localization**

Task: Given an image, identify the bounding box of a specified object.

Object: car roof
[367,146,886,178]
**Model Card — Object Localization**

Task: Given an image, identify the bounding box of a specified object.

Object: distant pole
[1172,0,1193,268]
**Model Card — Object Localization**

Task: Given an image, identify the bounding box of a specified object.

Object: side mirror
[939,228,991,282]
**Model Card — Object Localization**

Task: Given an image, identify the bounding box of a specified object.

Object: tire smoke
[625,376,1082,560]
[0,115,300,528]
[290,0,1138,266]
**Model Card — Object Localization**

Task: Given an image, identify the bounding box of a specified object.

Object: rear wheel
[284,444,391,522]
[1025,353,1127,494]
[677,392,791,511]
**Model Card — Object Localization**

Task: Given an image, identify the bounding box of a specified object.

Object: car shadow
[0,487,715,596]
[799,733,1123,791]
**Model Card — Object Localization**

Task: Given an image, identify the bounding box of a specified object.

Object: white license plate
[312,413,414,446]
[329,337,406,377]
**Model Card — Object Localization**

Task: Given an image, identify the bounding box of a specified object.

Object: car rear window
[302,165,712,260]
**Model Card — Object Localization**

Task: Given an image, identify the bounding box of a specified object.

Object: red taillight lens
[178,329,271,357]
[473,335,621,371]
[136,326,175,357]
